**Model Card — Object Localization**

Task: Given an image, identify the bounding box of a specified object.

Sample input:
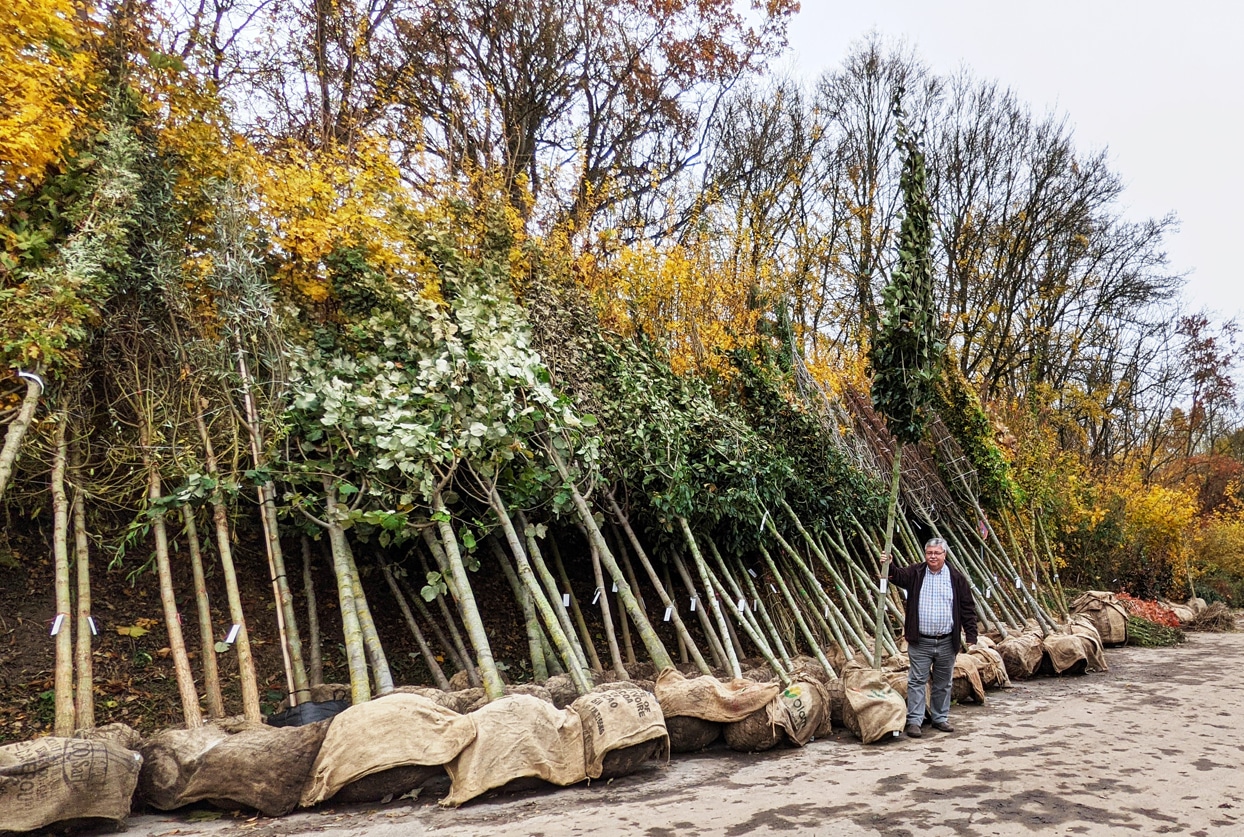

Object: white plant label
[592,588,602,605]
[1014,576,1022,590]
[663,606,673,622]
[50,613,65,636]
[612,582,618,593]
[690,596,697,612]
[737,598,746,613]
[226,624,241,644]
[880,578,888,593]
[748,568,757,578]
[562,593,571,607]
[88,617,98,636]
[769,584,778,594]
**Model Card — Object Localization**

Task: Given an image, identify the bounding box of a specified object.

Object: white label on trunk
[612,582,618,593]
[690,596,697,612]
[748,568,758,578]
[880,578,888,593]
[592,588,602,605]
[753,599,759,611]
[1014,576,1022,590]
[986,588,992,599]
[737,598,746,613]
[823,603,829,617]
[769,583,778,594]
[226,624,241,644]
[88,616,98,636]
[758,509,769,532]
[50,613,65,636]
[1053,574,1059,582]
[562,593,571,607]
[664,606,673,622]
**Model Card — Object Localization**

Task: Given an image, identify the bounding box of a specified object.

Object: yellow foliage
[584,241,766,376]
[243,138,415,303]
[0,0,96,199]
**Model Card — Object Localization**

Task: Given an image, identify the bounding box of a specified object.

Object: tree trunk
[237,347,310,702]
[671,548,728,669]
[605,490,710,673]
[194,398,261,721]
[433,491,507,700]
[489,490,591,694]
[417,534,481,686]
[490,537,549,683]
[345,544,393,695]
[517,511,591,673]
[323,478,371,704]
[400,562,471,680]
[546,446,672,670]
[758,543,838,679]
[51,418,75,735]
[301,536,324,687]
[548,535,603,671]
[381,559,451,690]
[873,446,903,668]
[0,371,41,502]
[137,421,204,728]
[585,530,627,679]
[678,518,741,678]
[70,446,94,730]
[182,506,225,718]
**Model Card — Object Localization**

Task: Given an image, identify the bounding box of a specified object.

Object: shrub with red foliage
[1115,592,1182,627]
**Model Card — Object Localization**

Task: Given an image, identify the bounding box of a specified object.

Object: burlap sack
[997,631,1044,679]
[139,721,328,816]
[0,737,142,833]
[1067,617,1109,672]
[572,686,668,780]
[1162,601,1197,623]
[1069,592,1129,646]
[883,670,908,699]
[461,683,555,714]
[74,722,143,751]
[1040,632,1088,675]
[773,680,830,745]
[841,661,906,744]
[666,715,721,753]
[443,694,586,807]
[301,693,476,806]
[951,654,987,704]
[966,638,1012,688]
[654,668,781,722]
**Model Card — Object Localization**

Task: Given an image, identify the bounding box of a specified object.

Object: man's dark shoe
[905,723,922,738]
[931,721,954,732]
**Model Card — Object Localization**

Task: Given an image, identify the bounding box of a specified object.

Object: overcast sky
[784,0,1243,326]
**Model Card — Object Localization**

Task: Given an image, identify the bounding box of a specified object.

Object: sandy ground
[118,626,1244,837]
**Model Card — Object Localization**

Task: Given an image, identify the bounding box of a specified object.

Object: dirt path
[122,627,1244,837]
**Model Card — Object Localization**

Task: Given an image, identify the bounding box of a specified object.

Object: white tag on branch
[88,616,98,636]
[748,568,757,578]
[612,582,618,593]
[758,509,770,532]
[753,599,759,611]
[1014,576,1022,590]
[562,593,571,607]
[737,598,746,613]
[50,613,65,636]
[226,624,241,644]
[690,596,697,612]
[592,588,602,605]
[769,583,778,594]
[663,606,673,622]
[824,603,829,618]
[880,578,888,593]
[985,588,992,599]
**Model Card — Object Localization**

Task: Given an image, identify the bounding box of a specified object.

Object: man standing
[888,538,978,738]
